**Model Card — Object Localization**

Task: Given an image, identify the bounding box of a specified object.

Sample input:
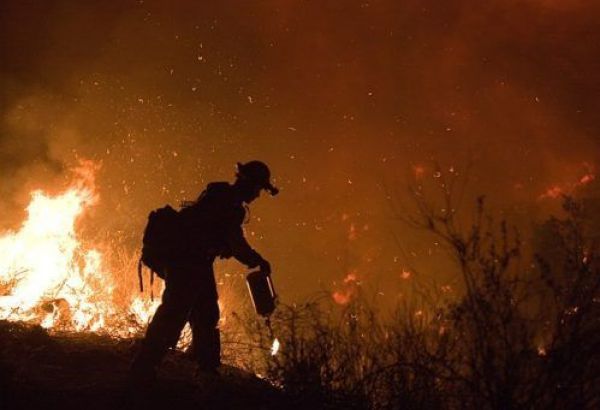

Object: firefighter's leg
[188,268,221,371]
[132,268,197,376]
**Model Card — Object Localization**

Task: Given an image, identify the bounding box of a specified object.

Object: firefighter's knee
[191,300,219,329]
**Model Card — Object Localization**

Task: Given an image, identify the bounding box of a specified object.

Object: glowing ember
[539,167,596,200]
[344,272,358,283]
[348,223,357,241]
[332,290,353,305]
[333,271,358,305]
[271,338,280,356]
[539,185,563,199]
[413,165,425,179]
[579,173,595,185]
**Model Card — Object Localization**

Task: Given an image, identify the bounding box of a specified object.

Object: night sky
[1,1,599,303]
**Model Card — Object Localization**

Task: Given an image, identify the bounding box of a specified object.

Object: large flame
[0,161,155,334]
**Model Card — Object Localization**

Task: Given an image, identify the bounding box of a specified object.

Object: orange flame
[0,161,156,334]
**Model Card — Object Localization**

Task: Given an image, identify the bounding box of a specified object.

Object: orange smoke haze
[1,0,600,306]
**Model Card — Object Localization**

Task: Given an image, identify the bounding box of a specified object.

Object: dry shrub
[233,195,600,410]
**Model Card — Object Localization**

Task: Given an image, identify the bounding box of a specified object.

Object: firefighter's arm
[228,226,271,274]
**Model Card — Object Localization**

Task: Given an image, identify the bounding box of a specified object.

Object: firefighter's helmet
[236,161,279,196]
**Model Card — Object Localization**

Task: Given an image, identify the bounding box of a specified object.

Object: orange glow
[344,271,358,283]
[413,165,425,179]
[348,223,357,241]
[332,290,353,305]
[539,185,563,199]
[1,0,599,319]
[539,166,596,200]
[579,173,594,185]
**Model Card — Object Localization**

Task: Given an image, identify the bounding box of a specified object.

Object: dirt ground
[0,320,283,410]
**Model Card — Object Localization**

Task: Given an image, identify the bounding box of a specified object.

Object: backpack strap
[137,258,155,300]
[137,257,144,292]
[150,270,155,300]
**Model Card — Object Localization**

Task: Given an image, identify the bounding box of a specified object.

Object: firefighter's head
[234,161,279,203]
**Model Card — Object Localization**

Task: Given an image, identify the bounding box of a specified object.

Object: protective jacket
[178,182,264,268]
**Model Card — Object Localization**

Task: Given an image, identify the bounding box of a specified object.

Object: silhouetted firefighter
[131,161,278,383]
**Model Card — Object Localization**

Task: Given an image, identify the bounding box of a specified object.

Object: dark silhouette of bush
[237,193,600,410]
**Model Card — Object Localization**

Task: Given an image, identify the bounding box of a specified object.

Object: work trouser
[133,260,220,371]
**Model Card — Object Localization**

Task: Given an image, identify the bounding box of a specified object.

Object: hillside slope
[0,321,283,410]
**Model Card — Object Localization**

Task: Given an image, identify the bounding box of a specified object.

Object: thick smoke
[1,0,599,302]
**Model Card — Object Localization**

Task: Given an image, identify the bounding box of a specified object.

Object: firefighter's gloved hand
[258,259,271,275]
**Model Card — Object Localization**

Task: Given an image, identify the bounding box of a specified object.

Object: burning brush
[0,161,157,335]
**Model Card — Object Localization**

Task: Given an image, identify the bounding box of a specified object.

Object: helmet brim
[264,183,279,196]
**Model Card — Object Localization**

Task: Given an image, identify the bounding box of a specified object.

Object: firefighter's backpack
[137,205,181,292]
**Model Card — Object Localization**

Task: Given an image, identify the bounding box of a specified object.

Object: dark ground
[0,320,283,410]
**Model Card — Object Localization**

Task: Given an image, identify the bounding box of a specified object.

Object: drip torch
[246,269,278,349]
